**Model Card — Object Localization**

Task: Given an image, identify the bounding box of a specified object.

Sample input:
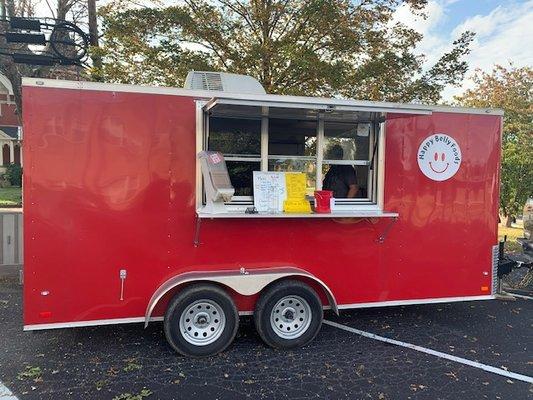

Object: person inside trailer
[322,145,359,198]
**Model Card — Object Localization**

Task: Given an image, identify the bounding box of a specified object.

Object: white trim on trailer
[204,97,431,115]
[337,295,495,310]
[24,316,164,331]
[24,294,494,331]
[324,320,533,384]
[196,210,398,219]
[21,77,504,116]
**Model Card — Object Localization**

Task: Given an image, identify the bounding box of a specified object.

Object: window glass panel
[269,159,316,195]
[322,164,369,198]
[268,119,317,156]
[226,161,260,196]
[208,117,261,156]
[324,122,370,161]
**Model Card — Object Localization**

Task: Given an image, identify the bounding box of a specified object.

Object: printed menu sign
[283,173,311,213]
[253,172,286,213]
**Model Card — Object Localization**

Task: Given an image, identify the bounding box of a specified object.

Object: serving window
[268,119,317,195]
[199,99,390,211]
[208,117,261,196]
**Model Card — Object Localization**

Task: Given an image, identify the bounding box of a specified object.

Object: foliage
[95,379,108,391]
[112,388,153,400]
[4,163,22,186]
[97,0,474,103]
[17,365,42,381]
[498,225,523,254]
[455,65,533,221]
[123,358,142,372]
[0,187,22,205]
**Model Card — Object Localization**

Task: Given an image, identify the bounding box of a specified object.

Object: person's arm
[345,166,359,198]
[347,184,359,198]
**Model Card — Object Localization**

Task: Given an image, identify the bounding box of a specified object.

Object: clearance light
[481,286,489,292]
[39,311,52,318]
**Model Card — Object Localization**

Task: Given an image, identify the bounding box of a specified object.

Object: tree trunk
[504,215,514,228]
[0,0,6,19]
[88,0,102,79]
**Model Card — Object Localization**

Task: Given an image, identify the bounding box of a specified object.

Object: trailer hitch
[497,238,533,278]
[496,237,533,297]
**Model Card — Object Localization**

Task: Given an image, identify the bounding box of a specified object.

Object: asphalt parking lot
[1,278,531,400]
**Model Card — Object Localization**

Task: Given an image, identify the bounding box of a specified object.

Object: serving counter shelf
[196,210,399,219]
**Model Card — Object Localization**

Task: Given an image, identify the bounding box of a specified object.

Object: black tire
[254,280,323,349]
[164,284,239,357]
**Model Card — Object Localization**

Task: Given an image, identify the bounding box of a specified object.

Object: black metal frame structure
[0,17,89,66]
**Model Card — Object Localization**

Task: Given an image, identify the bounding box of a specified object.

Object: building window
[2,144,10,165]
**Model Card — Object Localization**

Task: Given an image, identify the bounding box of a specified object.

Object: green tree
[456,65,533,227]
[96,0,473,103]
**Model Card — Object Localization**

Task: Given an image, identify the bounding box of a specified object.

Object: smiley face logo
[417,134,461,181]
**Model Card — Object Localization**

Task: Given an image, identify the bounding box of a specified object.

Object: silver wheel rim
[179,299,226,346]
[270,295,312,339]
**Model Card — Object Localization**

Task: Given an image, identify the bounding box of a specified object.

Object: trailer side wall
[23,86,501,327]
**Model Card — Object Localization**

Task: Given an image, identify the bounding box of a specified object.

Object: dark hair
[327,144,343,159]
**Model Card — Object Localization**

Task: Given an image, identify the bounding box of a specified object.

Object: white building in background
[0,73,21,168]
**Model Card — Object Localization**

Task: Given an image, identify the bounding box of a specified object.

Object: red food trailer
[22,72,503,356]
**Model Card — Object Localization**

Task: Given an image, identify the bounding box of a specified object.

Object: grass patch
[498,224,524,253]
[0,186,21,206]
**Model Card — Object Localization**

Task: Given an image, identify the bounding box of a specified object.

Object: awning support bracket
[376,216,398,244]
[193,215,202,247]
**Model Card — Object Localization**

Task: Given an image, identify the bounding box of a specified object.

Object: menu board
[283,173,311,213]
[253,171,286,213]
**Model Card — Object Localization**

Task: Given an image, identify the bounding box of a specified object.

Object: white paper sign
[253,171,286,213]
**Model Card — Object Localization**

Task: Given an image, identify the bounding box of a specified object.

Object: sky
[392,0,533,100]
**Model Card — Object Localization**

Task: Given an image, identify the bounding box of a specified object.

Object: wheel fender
[144,267,338,327]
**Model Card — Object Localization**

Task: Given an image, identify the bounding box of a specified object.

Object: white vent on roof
[184,71,266,94]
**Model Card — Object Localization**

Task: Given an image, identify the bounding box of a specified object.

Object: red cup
[314,190,333,213]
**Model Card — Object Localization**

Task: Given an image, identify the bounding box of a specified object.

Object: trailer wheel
[254,280,323,349]
[164,284,238,357]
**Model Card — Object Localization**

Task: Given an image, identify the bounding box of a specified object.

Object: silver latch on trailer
[119,269,127,301]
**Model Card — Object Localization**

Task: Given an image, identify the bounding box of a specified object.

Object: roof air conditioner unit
[184,71,266,95]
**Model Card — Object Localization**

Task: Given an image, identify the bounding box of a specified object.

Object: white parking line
[0,381,18,400]
[324,320,533,384]
[507,293,533,301]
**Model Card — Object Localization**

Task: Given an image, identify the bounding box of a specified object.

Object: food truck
[22,72,503,356]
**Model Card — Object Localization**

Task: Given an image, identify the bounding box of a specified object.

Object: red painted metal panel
[22,86,501,327]
[382,113,501,301]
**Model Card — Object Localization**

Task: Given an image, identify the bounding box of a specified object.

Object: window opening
[203,104,382,209]
[267,118,317,195]
[208,117,261,196]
